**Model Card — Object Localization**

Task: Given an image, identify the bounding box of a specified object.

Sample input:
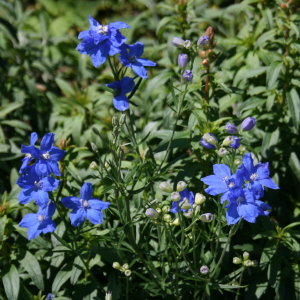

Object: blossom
[241,117,256,131]
[170,188,194,213]
[238,153,279,197]
[119,42,156,78]
[17,167,59,207]
[19,132,38,173]
[62,182,110,226]
[106,77,135,111]
[222,136,241,149]
[76,16,130,67]
[21,132,65,176]
[19,202,56,240]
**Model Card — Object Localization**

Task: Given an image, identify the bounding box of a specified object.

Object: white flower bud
[195,193,206,205]
[145,208,159,219]
[179,197,191,210]
[170,192,181,202]
[163,214,172,223]
[176,181,187,192]
[232,257,242,264]
[159,181,173,193]
[199,213,214,222]
[112,262,121,269]
[124,269,132,277]
[184,210,193,218]
[200,265,209,275]
[243,251,250,260]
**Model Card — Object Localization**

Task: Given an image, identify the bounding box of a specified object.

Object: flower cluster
[17,133,65,239]
[76,17,156,111]
[200,116,256,151]
[201,153,279,225]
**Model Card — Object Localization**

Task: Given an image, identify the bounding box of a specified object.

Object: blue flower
[21,132,65,176]
[19,132,38,173]
[230,137,241,149]
[17,167,59,207]
[225,188,271,225]
[106,77,135,111]
[201,164,243,204]
[19,202,56,240]
[76,16,130,67]
[170,188,194,213]
[119,42,156,78]
[197,35,209,46]
[182,70,193,81]
[238,153,279,196]
[241,117,256,131]
[62,182,110,226]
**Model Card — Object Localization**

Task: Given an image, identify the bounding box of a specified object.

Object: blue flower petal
[131,64,148,78]
[19,213,38,228]
[88,199,110,210]
[113,95,129,111]
[226,203,240,225]
[237,203,260,223]
[87,209,104,224]
[62,197,81,209]
[136,58,156,67]
[70,208,87,226]
[213,164,231,178]
[80,182,93,200]
[109,21,130,30]
[242,153,254,173]
[40,133,54,151]
[30,132,38,145]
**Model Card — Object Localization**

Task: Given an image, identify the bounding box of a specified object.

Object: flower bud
[234,159,241,165]
[183,40,192,49]
[225,122,238,134]
[217,147,229,157]
[171,217,180,226]
[124,269,132,277]
[184,210,193,218]
[197,35,209,46]
[241,117,256,131]
[122,263,129,270]
[179,197,191,210]
[105,292,112,300]
[178,53,188,68]
[195,193,206,205]
[200,265,209,275]
[177,181,187,192]
[162,205,170,213]
[243,251,250,260]
[156,207,162,213]
[172,37,185,47]
[199,213,214,222]
[222,136,234,147]
[163,214,172,223]
[243,259,252,267]
[159,181,173,193]
[145,208,159,219]
[233,257,242,264]
[182,70,193,81]
[171,192,181,202]
[89,161,98,170]
[200,133,218,149]
[229,137,241,149]
[113,262,121,269]
[202,58,209,66]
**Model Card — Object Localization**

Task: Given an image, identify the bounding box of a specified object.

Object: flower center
[129,55,137,63]
[97,25,108,35]
[37,215,46,222]
[34,180,43,189]
[25,153,32,158]
[80,199,89,208]
[250,173,258,181]
[42,152,50,159]
[236,196,245,205]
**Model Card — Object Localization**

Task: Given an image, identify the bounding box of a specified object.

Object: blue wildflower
[62,182,110,226]
[17,167,59,207]
[182,70,193,81]
[19,202,56,240]
[21,132,65,176]
[119,42,156,78]
[76,16,130,67]
[170,188,194,213]
[19,132,38,173]
[106,77,135,111]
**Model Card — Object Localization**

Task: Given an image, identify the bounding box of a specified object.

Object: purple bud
[229,137,241,149]
[182,70,193,81]
[241,117,256,131]
[197,35,209,46]
[200,133,218,149]
[178,53,188,68]
[145,208,159,219]
[199,213,214,222]
[225,122,238,134]
[172,37,185,47]
[200,265,210,274]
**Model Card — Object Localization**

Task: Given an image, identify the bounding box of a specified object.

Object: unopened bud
[243,259,252,267]
[172,37,185,47]
[243,251,250,260]
[182,70,193,81]
[163,214,172,223]
[122,263,129,270]
[113,262,121,269]
[145,208,159,219]
[162,206,170,213]
[176,181,187,192]
[159,181,173,193]
[222,136,234,147]
[234,159,241,165]
[179,197,191,210]
[105,292,112,300]
[199,213,214,222]
[233,257,242,264]
[195,193,206,205]
[225,122,238,134]
[197,35,209,46]
[156,207,162,213]
[241,117,256,131]
[184,210,193,218]
[200,265,209,275]
[178,53,188,68]
[124,269,132,277]
[171,218,180,226]
[171,192,181,202]
[89,161,98,170]
[217,147,229,157]
[183,40,192,49]
[203,133,218,146]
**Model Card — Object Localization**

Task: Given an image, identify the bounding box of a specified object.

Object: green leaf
[20,251,44,290]
[52,268,72,293]
[70,256,85,285]
[289,152,300,182]
[2,265,19,300]
[266,61,282,89]
[286,89,300,130]
[0,101,24,118]
[261,128,279,156]
[55,78,75,97]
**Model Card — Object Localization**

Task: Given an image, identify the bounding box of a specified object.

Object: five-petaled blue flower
[17,167,59,207]
[170,188,195,213]
[119,42,156,78]
[21,132,65,176]
[62,182,110,226]
[19,202,56,240]
[106,76,135,111]
[76,16,130,67]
